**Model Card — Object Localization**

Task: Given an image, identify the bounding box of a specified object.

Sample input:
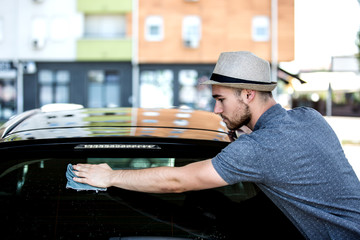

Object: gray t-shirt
[212,104,360,239]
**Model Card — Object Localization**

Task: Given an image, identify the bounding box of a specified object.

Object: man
[73,51,360,239]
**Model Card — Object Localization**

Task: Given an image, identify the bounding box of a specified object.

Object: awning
[292,72,360,93]
[277,67,306,84]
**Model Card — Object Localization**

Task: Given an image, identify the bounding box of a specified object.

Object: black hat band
[210,73,273,85]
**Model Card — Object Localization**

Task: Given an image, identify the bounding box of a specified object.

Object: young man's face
[212,85,251,130]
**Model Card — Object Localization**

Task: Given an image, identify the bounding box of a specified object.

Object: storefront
[23,62,133,111]
[22,62,216,114]
[17,62,301,120]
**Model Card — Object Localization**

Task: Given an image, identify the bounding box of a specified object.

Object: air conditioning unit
[32,38,45,50]
[183,39,199,48]
[23,61,37,74]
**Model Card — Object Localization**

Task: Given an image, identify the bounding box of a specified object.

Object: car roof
[0,104,229,143]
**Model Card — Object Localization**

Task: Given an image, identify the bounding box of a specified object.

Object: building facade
[0,0,294,120]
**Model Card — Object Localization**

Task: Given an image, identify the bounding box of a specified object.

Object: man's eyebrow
[212,94,222,99]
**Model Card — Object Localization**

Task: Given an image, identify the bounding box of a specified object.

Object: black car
[0,104,302,239]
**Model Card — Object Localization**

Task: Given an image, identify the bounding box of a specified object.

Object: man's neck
[248,98,277,130]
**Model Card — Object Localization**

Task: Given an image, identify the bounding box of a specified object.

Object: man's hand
[73,163,113,188]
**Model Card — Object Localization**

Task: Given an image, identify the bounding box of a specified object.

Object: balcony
[77,0,132,14]
[76,39,132,61]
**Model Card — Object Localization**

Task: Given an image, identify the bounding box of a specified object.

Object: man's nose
[213,102,222,114]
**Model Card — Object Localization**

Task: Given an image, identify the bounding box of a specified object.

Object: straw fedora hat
[202,51,277,91]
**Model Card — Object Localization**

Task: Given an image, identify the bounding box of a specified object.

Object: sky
[285,0,360,72]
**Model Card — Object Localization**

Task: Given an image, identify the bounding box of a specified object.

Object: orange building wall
[138,0,294,63]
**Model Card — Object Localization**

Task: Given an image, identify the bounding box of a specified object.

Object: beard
[221,101,251,130]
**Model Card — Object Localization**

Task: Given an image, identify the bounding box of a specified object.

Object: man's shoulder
[288,106,323,122]
[289,106,320,115]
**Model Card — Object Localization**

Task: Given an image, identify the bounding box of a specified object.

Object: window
[252,16,270,42]
[39,70,70,107]
[179,70,197,108]
[140,70,173,108]
[145,16,164,41]
[87,70,121,108]
[182,16,201,48]
[0,157,261,239]
[0,62,16,119]
[0,78,16,119]
[178,70,213,111]
[84,15,126,38]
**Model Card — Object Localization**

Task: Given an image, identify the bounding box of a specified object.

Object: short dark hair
[233,88,273,100]
[258,91,273,99]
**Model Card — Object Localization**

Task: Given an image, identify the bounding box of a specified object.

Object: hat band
[211,73,273,85]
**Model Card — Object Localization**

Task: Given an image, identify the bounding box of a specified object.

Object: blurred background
[0,0,359,175]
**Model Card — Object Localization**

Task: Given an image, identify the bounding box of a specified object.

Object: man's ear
[244,89,255,103]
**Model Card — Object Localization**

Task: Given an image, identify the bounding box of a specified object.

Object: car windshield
[0,157,260,240]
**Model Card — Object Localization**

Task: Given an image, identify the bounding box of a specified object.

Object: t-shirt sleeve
[211,137,264,185]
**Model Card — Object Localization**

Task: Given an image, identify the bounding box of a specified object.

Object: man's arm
[73,159,228,193]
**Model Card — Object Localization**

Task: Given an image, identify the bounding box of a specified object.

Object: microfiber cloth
[66,163,107,192]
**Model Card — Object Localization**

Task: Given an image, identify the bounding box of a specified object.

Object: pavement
[325,116,360,180]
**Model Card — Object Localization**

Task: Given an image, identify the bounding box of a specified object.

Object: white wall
[0,0,18,60]
[0,0,83,61]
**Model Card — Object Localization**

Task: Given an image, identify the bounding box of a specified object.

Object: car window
[88,157,176,169]
[0,157,260,239]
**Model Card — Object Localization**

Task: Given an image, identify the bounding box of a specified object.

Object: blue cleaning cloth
[66,163,107,192]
